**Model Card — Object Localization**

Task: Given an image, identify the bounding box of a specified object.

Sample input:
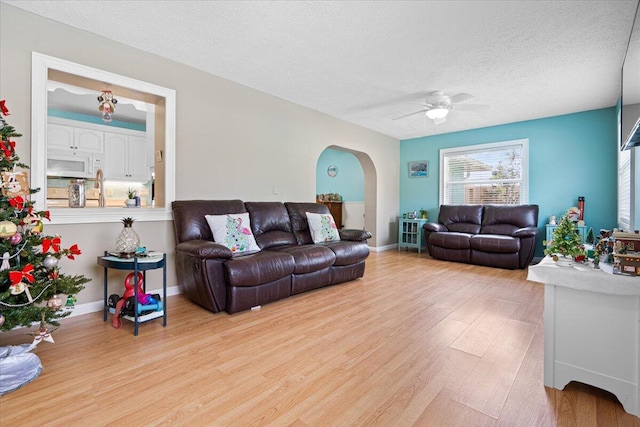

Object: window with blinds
[440,139,529,205]
[618,148,631,231]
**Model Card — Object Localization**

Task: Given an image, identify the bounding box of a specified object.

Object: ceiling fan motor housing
[426,91,452,109]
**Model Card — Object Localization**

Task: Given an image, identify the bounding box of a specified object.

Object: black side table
[97,252,167,336]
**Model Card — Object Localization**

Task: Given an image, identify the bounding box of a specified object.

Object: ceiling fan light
[426,107,449,120]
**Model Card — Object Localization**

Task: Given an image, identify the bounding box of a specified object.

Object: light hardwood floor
[1,251,639,426]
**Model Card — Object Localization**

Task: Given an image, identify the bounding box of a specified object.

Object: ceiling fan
[392,91,489,124]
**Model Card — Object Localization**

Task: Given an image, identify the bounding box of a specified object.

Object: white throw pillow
[305,212,341,243]
[205,213,261,254]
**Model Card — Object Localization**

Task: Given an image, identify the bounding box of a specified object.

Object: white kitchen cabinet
[75,128,104,153]
[47,123,103,154]
[47,123,74,151]
[104,132,149,181]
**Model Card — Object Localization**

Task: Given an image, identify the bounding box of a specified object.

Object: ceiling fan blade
[453,103,490,112]
[392,109,428,120]
[449,93,474,104]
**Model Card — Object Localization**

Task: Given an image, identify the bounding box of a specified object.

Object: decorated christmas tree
[543,213,586,260]
[0,100,90,332]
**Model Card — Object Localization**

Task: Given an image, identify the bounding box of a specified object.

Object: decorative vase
[115,218,140,258]
[68,179,86,208]
[125,199,136,208]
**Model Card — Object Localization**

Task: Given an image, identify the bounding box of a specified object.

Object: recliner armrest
[512,227,539,238]
[176,240,233,259]
[339,229,372,241]
[423,223,448,233]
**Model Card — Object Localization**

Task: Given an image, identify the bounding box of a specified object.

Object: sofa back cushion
[480,204,539,235]
[438,205,483,234]
[172,199,246,243]
[285,202,331,245]
[245,202,297,249]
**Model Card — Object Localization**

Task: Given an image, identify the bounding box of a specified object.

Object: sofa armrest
[339,229,372,241]
[176,240,233,259]
[423,223,448,233]
[512,227,539,238]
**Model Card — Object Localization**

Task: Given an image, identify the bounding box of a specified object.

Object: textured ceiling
[4,0,639,140]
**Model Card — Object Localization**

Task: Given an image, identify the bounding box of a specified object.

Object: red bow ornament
[9,264,35,286]
[0,99,9,116]
[9,264,35,302]
[0,140,15,158]
[42,236,61,253]
[9,195,25,211]
[66,244,81,260]
[0,100,9,116]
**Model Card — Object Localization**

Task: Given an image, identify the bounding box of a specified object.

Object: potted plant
[419,208,428,219]
[125,188,137,207]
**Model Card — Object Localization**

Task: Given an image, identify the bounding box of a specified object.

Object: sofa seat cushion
[322,241,369,266]
[470,234,520,254]
[224,251,295,287]
[268,245,336,274]
[429,232,473,250]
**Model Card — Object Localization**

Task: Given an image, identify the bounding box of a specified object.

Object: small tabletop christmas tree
[0,100,90,332]
[543,213,586,260]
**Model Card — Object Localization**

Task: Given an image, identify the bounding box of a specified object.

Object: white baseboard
[369,244,397,252]
[64,285,181,319]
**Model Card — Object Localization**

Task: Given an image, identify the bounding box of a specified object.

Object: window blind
[440,140,528,205]
[618,148,631,231]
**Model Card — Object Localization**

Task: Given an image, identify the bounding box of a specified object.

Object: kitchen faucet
[94,168,105,207]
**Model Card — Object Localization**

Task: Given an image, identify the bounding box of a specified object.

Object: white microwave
[47,150,102,178]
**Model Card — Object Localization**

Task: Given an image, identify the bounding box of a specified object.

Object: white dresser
[528,257,640,417]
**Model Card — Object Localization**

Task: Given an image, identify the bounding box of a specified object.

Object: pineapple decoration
[115,217,140,258]
[0,100,90,332]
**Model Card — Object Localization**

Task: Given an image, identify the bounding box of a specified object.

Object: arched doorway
[316,145,377,246]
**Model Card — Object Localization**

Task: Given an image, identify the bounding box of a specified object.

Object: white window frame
[439,139,529,206]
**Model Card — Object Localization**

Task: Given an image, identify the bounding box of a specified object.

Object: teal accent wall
[400,108,618,256]
[48,109,146,131]
[316,148,364,202]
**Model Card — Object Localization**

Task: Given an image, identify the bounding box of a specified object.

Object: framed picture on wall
[408,161,429,178]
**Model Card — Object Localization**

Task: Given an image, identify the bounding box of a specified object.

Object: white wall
[343,202,365,230]
[0,4,399,305]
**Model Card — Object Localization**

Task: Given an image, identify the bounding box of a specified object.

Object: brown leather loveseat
[172,200,371,313]
[423,204,539,269]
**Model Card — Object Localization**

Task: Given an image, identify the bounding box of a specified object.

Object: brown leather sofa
[171,200,371,314]
[423,204,539,269]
